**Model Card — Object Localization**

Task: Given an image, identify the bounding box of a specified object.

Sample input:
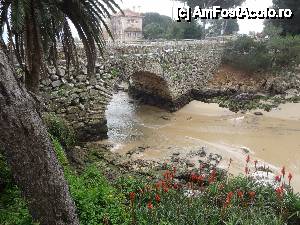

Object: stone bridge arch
[129,71,174,110]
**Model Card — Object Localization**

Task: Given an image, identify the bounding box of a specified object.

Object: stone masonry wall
[40,40,225,141]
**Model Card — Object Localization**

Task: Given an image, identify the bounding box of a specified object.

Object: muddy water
[104,91,300,191]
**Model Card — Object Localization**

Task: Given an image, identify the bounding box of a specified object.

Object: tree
[180,0,245,37]
[142,12,172,39]
[143,23,165,39]
[224,19,239,35]
[0,48,79,224]
[270,0,300,35]
[0,1,120,224]
[0,0,120,93]
[142,12,172,30]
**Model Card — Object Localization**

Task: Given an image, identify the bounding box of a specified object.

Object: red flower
[237,190,244,199]
[155,194,161,203]
[198,175,205,182]
[275,186,284,198]
[163,187,169,193]
[275,175,281,183]
[248,191,256,199]
[173,167,177,174]
[209,169,217,184]
[129,192,135,201]
[147,202,153,210]
[224,192,234,208]
[190,173,198,182]
[173,183,179,190]
[155,181,161,190]
[129,192,135,205]
[281,166,286,177]
[288,172,293,185]
[245,166,249,175]
[246,155,250,164]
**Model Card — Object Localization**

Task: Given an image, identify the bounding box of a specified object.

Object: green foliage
[142,12,203,40]
[223,35,300,72]
[52,139,130,225]
[110,68,120,79]
[166,21,204,40]
[0,155,37,225]
[143,23,165,39]
[267,35,300,68]
[129,175,300,225]
[43,113,75,149]
[224,36,272,72]
[270,0,300,35]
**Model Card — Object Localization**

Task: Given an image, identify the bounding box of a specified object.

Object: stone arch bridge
[41,40,225,141]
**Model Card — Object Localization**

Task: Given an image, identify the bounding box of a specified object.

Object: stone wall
[40,40,225,140]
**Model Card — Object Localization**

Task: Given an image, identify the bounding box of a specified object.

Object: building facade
[106,9,143,42]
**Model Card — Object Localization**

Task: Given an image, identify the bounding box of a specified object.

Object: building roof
[113,9,142,17]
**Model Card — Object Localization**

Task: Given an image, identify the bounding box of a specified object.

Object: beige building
[105,9,143,42]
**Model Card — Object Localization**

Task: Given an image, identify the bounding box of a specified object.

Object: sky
[119,0,273,34]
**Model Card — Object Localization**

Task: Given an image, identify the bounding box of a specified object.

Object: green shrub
[43,113,75,149]
[223,36,272,72]
[52,139,130,225]
[267,35,300,68]
[223,35,300,72]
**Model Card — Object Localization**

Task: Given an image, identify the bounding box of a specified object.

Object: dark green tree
[143,23,165,39]
[270,0,300,35]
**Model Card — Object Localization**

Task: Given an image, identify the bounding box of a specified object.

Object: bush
[223,35,300,72]
[43,113,75,149]
[223,36,272,72]
[267,35,300,68]
[52,139,130,225]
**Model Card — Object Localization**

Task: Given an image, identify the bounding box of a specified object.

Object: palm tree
[0,0,120,93]
[0,1,120,224]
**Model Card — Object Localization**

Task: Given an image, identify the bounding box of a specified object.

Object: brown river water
[103,91,300,192]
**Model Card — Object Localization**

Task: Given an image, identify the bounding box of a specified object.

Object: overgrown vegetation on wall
[223,35,300,73]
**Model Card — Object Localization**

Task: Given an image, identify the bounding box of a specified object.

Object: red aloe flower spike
[254,160,258,170]
[224,192,234,208]
[147,202,153,210]
[237,190,244,199]
[173,166,177,174]
[281,166,286,178]
[163,187,169,193]
[129,192,135,205]
[245,166,249,175]
[288,172,293,186]
[275,187,284,198]
[155,194,161,203]
[249,191,256,199]
[173,183,179,190]
[246,155,250,164]
[275,175,281,183]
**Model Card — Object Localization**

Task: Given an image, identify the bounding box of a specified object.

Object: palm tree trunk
[24,0,42,93]
[0,49,79,225]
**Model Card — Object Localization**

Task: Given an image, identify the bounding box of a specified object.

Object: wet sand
[104,92,300,191]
